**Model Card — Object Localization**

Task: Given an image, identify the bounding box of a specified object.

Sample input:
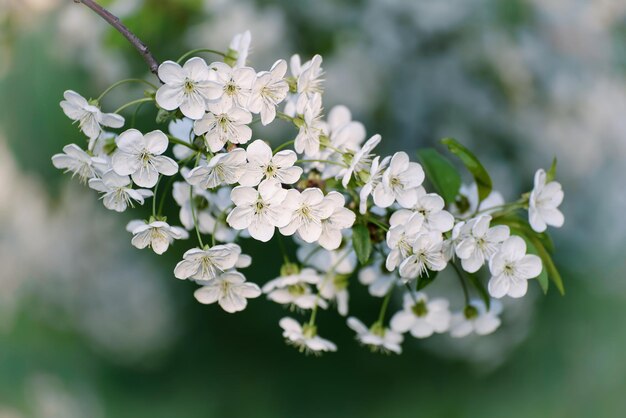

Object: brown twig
[73,0,160,79]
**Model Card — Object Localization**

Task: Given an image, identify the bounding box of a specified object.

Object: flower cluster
[53,30,565,355]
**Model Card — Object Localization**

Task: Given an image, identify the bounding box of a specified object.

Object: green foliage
[546,157,557,182]
[441,137,493,202]
[417,271,438,291]
[352,223,372,265]
[417,148,462,205]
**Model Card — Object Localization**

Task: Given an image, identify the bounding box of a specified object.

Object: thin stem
[472,201,526,218]
[296,159,347,167]
[365,216,389,232]
[152,175,161,217]
[157,174,177,216]
[276,112,295,122]
[273,140,295,154]
[451,262,470,304]
[276,234,290,264]
[131,101,147,128]
[376,287,394,325]
[404,282,418,304]
[177,48,226,63]
[114,97,153,114]
[308,304,318,327]
[166,134,197,150]
[97,78,157,101]
[190,186,204,247]
[73,0,160,77]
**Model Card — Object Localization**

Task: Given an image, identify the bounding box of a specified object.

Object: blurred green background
[1,0,625,417]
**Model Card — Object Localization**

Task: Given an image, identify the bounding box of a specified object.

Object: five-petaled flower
[126,219,189,255]
[156,58,215,120]
[488,236,542,298]
[194,271,261,313]
[111,129,178,188]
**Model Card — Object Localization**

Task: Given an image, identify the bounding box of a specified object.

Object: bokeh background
[1,0,625,417]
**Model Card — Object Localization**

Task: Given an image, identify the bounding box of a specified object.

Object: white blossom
[450,299,502,338]
[385,211,425,271]
[206,62,256,109]
[186,148,247,189]
[359,155,390,214]
[373,152,425,208]
[317,271,349,315]
[398,232,447,280]
[193,101,252,152]
[390,292,451,338]
[488,236,542,298]
[358,263,397,297]
[279,317,336,354]
[529,168,564,233]
[227,30,251,68]
[194,271,261,313]
[226,179,290,242]
[52,143,106,183]
[455,215,510,273]
[294,92,325,156]
[318,192,356,250]
[297,54,324,101]
[111,129,178,188]
[239,139,302,187]
[248,60,289,125]
[347,317,403,354]
[263,266,326,310]
[155,58,214,120]
[398,186,454,233]
[60,90,124,141]
[339,134,381,188]
[126,219,188,255]
[174,244,242,282]
[88,170,153,212]
[280,188,335,243]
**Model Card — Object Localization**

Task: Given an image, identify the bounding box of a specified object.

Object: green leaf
[466,273,491,310]
[546,157,557,182]
[528,234,565,295]
[352,224,372,265]
[441,137,493,202]
[417,148,462,205]
[417,270,438,290]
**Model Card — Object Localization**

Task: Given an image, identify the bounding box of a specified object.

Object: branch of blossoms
[52,24,566,356]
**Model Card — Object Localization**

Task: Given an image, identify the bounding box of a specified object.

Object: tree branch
[73,0,160,79]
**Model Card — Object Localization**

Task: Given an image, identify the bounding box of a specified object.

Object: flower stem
[177,48,226,63]
[73,0,160,77]
[152,175,161,217]
[166,134,197,150]
[296,159,347,167]
[97,78,157,101]
[273,140,295,154]
[451,262,470,304]
[276,111,294,122]
[376,287,394,325]
[114,97,154,114]
[365,216,389,232]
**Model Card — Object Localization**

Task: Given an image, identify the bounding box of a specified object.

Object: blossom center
[412,301,428,317]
